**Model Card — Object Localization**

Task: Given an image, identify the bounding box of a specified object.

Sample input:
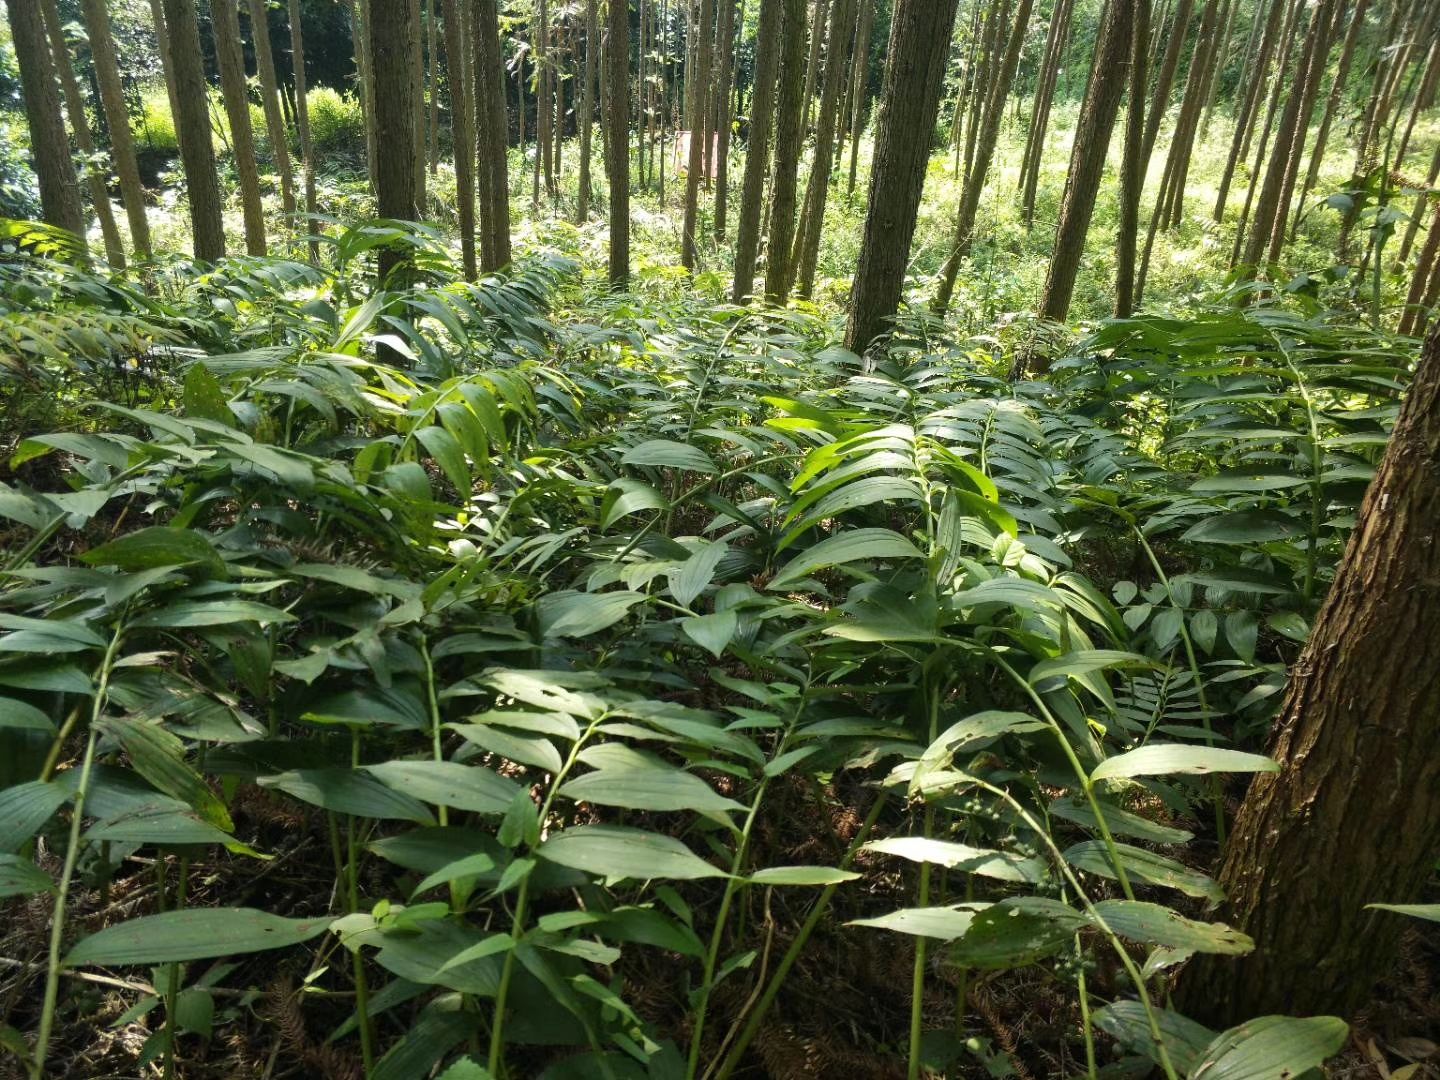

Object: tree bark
[1036,0,1132,328]
[605,0,631,287]
[791,0,855,298]
[289,0,320,262]
[472,0,512,271]
[371,0,420,283]
[1292,0,1371,237]
[38,0,124,265]
[148,0,185,158]
[1019,0,1074,227]
[1139,0,1193,167]
[845,0,876,195]
[801,0,829,130]
[6,0,85,242]
[762,0,811,301]
[81,0,152,259]
[247,0,297,222]
[212,0,269,255]
[1213,0,1284,219]
[441,0,477,278]
[681,0,716,268]
[712,0,738,239]
[160,0,226,261]
[411,0,427,211]
[844,0,961,355]
[1116,0,1149,316]
[1179,320,1440,1024]
[1399,201,1440,336]
[578,0,600,220]
[731,0,784,301]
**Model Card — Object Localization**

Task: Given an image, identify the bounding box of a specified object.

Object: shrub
[133,85,178,153]
[307,86,366,157]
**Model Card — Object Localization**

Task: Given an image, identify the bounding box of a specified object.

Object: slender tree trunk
[791,0,855,297]
[212,0,268,255]
[147,0,184,155]
[6,0,85,243]
[83,0,152,259]
[1397,142,1440,264]
[372,0,420,283]
[1196,0,1236,139]
[289,0,320,262]
[578,0,599,219]
[1292,0,1370,237]
[1228,0,1299,267]
[38,0,123,265]
[428,0,441,174]
[605,0,631,287]
[845,0,962,354]
[732,0,784,301]
[1139,0,1193,167]
[1036,0,1132,330]
[1394,37,1440,173]
[1213,0,1283,219]
[1399,202,1440,336]
[441,0,477,278]
[932,0,1036,314]
[248,0,297,219]
[762,0,809,301]
[801,0,829,130]
[681,0,716,267]
[1157,0,1222,228]
[1179,319,1440,1025]
[1265,0,1338,261]
[161,0,226,261]
[411,0,428,211]
[537,0,557,200]
[353,0,380,192]
[713,0,738,239]
[1019,0,1074,227]
[845,0,876,195]
[1116,0,1150,315]
[473,0,512,271]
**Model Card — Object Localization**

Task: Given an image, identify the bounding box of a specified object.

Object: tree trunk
[6,0,85,243]
[1213,0,1284,220]
[428,0,441,175]
[1179,320,1440,1024]
[932,0,1036,314]
[1139,0,1192,168]
[1036,0,1132,329]
[731,0,784,301]
[801,0,829,130]
[537,0,557,200]
[1399,201,1440,336]
[82,0,152,259]
[212,0,268,255]
[147,0,185,158]
[605,0,631,287]
[712,0,738,239]
[289,0,320,262]
[473,0,512,271]
[371,0,420,283]
[790,0,855,298]
[1116,0,1149,316]
[845,0,876,195]
[1394,37,1440,174]
[682,0,716,268]
[762,0,811,301]
[38,0,124,265]
[1292,0,1371,237]
[1397,142,1440,265]
[353,0,380,192]
[441,0,477,278]
[1019,0,1074,227]
[578,0,599,220]
[844,0,961,355]
[247,0,297,221]
[160,0,226,262]
[411,0,427,211]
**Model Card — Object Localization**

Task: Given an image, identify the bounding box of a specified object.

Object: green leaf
[86,805,237,848]
[1029,650,1151,689]
[667,540,728,608]
[0,854,53,898]
[950,897,1089,968]
[65,908,330,967]
[81,527,225,575]
[1365,903,1440,923]
[1181,511,1303,544]
[536,590,647,638]
[847,905,982,940]
[450,722,565,773]
[258,769,435,823]
[1190,473,1308,493]
[600,478,668,528]
[1091,745,1278,782]
[183,365,233,426]
[746,865,860,886]
[621,439,718,474]
[1190,1015,1348,1080]
[103,718,233,831]
[1048,796,1193,845]
[1092,1000,1216,1076]
[1090,900,1252,954]
[1064,842,1222,901]
[0,781,70,852]
[536,825,728,881]
[133,600,295,629]
[365,760,522,815]
[864,837,1044,883]
[560,745,745,815]
[680,610,738,658]
[768,528,923,591]
[0,696,56,733]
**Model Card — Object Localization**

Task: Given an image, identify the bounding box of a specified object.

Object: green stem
[907,680,941,1080]
[347,729,374,1075]
[33,623,125,1080]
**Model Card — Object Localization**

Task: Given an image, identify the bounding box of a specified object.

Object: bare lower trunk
[605,0,631,287]
[248,0,297,219]
[289,0,321,262]
[7,0,85,243]
[442,0,477,278]
[83,0,152,259]
[731,0,784,301]
[473,0,512,271]
[762,0,811,302]
[160,0,226,261]
[212,0,269,255]
[1116,0,1149,316]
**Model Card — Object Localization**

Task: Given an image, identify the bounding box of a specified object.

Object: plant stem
[347,728,375,1074]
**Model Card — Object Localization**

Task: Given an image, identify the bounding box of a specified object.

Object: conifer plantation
[4,1,1440,1077]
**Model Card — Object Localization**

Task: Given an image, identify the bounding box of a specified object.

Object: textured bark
[160,0,226,261]
[731,0,784,301]
[681,0,716,268]
[605,0,631,287]
[371,0,419,284]
[1180,321,1440,1024]
[1196,0,1236,138]
[38,0,123,265]
[247,0,297,219]
[354,0,380,191]
[1399,202,1440,337]
[791,0,855,298]
[1036,0,1131,327]
[844,0,961,355]
[1394,37,1440,174]
[82,0,152,259]
[289,0,320,262]
[6,0,85,241]
[411,0,427,210]
[801,0,829,130]
[1116,0,1149,316]
[441,0,477,278]
[845,0,876,195]
[1292,0,1371,236]
[537,0,556,201]
[147,0,185,156]
[1159,0,1224,227]
[578,0,599,220]
[212,0,268,255]
[1213,0,1284,220]
[932,0,1036,314]
[428,0,441,174]
[1397,142,1440,265]
[1019,0,1074,227]
[472,0,512,270]
[1138,0,1192,168]
[762,0,811,302]
[712,0,738,239]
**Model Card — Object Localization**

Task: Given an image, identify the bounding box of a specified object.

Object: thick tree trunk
[731,0,784,301]
[6,0,85,242]
[441,0,477,278]
[791,0,855,298]
[605,0,631,287]
[1116,0,1149,316]
[38,0,123,266]
[289,0,321,262]
[472,0,512,271]
[681,0,716,268]
[248,0,297,220]
[1036,0,1131,328]
[1180,321,1440,1024]
[160,0,226,262]
[82,0,152,259]
[762,0,811,302]
[371,0,420,284]
[844,0,961,355]
[212,0,269,255]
